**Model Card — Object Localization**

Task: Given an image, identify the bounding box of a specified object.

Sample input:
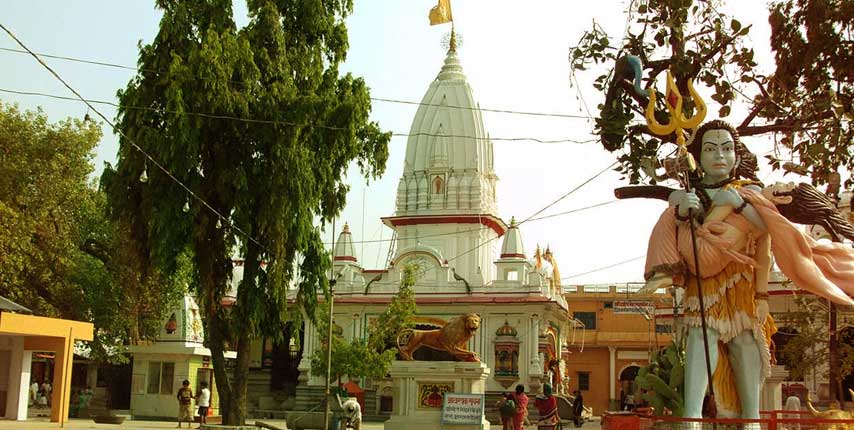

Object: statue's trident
[645,69,718,419]
[646,70,707,182]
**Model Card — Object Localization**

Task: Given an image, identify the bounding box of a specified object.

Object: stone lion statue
[397,313,481,362]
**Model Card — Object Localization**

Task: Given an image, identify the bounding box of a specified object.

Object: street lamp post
[323,219,337,430]
[322,280,336,430]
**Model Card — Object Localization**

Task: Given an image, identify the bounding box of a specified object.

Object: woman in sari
[534,383,559,430]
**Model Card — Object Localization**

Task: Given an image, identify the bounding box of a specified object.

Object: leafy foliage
[0,103,182,363]
[766,0,853,187]
[103,0,389,424]
[636,338,686,416]
[366,263,418,354]
[569,0,852,186]
[311,264,419,381]
[777,295,854,382]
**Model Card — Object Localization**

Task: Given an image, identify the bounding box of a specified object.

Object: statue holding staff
[633,69,854,422]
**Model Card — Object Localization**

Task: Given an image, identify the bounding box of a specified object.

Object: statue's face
[699,129,737,183]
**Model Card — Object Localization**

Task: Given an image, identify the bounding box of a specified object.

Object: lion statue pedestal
[383,361,491,430]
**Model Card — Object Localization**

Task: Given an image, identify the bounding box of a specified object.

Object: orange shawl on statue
[741,188,854,306]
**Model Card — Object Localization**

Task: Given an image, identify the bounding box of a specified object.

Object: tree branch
[738,98,768,130]
[80,238,111,264]
[738,110,835,136]
[619,79,650,106]
[690,26,750,76]
[645,59,672,80]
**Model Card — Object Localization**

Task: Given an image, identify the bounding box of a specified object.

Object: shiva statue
[637,119,854,420]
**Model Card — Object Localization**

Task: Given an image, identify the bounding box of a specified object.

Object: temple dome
[333,223,358,264]
[395,46,497,216]
[499,217,525,260]
[403,49,492,174]
[496,320,518,337]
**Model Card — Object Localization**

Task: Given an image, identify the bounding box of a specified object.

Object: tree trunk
[228,336,251,425]
[224,239,262,425]
[195,209,234,424]
[208,312,233,423]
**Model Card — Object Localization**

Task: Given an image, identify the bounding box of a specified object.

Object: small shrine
[493,321,520,389]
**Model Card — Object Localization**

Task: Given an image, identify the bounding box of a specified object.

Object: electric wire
[0,46,590,119]
[0,27,623,282]
[0,23,274,256]
[518,161,619,225]
[561,254,646,280]
[413,160,620,278]
[0,87,599,145]
[325,199,619,245]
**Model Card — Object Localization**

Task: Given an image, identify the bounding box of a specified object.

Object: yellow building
[562,285,673,414]
[0,296,93,426]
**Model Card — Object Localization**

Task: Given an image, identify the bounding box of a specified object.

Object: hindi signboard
[612,300,655,315]
[441,392,484,425]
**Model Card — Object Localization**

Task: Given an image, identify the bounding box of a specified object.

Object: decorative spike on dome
[496,320,518,337]
[430,124,449,167]
[334,222,358,264]
[500,217,525,259]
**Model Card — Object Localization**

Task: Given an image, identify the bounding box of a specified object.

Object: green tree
[311,263,418,382]
[0,103,101,316]
[766,0,853,187]
[103,0,389,424]
[778,296,854,390]
[0,103,182,362]
[569,0,852,186]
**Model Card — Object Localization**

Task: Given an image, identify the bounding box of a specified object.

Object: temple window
[577,371,590,391]
[505,270,518,281]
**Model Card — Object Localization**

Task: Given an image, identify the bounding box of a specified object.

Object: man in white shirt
[30,381,39,406]
[196,382,211,428]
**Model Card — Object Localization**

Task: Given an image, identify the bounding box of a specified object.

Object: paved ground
[0,416,602,429]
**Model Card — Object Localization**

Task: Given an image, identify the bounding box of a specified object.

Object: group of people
[496,384,585,430]
[28,380,52,408]
[175,380,211,429]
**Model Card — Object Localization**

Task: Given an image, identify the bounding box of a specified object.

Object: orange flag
[429,0,453,25]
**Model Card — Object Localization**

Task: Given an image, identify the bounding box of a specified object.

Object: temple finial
[448,24,457,54]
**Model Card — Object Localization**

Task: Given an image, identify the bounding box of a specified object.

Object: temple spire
[448,24,457,54]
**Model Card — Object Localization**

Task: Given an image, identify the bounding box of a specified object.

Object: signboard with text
[612,300,655,315]
[441,392,484,425]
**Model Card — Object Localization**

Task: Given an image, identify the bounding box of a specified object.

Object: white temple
[297,38,571,402]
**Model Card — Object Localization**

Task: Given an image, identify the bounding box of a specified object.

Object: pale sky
[0,1,788,285]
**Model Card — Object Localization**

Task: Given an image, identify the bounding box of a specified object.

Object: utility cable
[0,23,273,256]
[0,87,598,145]
[0,46,589,119]
[561,255,646,280]
[413,161,619,278]
[327,199,619,246]
[518,161,618,225]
